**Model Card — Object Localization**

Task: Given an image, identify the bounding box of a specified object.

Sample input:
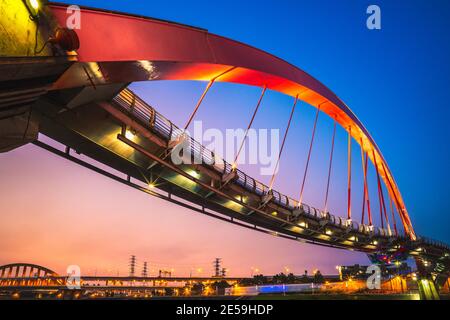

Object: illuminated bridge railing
[112,88,392,239]
[418,237,450,251]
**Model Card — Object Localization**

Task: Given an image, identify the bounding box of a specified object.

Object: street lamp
[251,267,260,276]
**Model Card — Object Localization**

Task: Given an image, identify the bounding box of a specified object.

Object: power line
[129,255,136,277]
[213,258,222,277]
[142,261,148,278]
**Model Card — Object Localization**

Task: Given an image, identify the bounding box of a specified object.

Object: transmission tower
[142,261,148,277]
[213,258,222,277]
[221,268,227,277]
[129,255,136,277]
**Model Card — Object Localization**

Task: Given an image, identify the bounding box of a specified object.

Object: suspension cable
[184,80,215,130]
[298,105,321,205]
[388,194,399,236]
[323,120,337,213]
[361,153,366,225]
[381,161,408,236]
[233,86,267,168]
[347,126,352,221]
[360,142,372,225]
[373,151,384,228]
[268,95,298,190]
[373,149,389,230]
[379,181,392,234]
[183,67,237,131]
[384,200,392,235]
[380,183,392,235]
[365,151,372,225]
[377,182,386,229]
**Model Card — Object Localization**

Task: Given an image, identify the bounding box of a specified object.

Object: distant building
[340,263,411,280]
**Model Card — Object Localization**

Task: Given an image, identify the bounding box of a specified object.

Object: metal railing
[112,88,391,238]
[418,236,450,251]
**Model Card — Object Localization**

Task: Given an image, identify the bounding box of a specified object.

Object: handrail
[112,88,391,237]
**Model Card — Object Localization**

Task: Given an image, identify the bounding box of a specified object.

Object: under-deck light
[187,169,201,179]
[125,130,135,140]
[298,221,308,228]
[325,229,333,236]
[23,0,40,19]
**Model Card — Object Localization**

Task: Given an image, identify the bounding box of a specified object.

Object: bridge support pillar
[417,277,440,300]
[415,257,441,300]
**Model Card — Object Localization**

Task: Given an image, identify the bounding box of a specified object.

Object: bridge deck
[35,88,411,253]
[30,85,449,275]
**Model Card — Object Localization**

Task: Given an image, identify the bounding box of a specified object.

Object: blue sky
[57,0,450,243]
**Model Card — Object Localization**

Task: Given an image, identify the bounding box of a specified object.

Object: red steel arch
[48,4,415,239]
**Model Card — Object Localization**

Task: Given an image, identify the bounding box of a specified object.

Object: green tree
[313,270,325,284]
[213,280,231,295]
[165,288,174,296]
[287,273,296,284]
[273,273,288,284]
[191,282,204,295]
[253,274,268,285]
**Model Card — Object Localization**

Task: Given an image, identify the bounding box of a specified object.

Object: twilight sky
[1,0,449,277]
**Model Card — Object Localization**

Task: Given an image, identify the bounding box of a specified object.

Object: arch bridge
[0,1,448,299]
[0,263,246,298]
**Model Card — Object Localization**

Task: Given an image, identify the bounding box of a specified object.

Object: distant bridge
[0,263,245,294]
